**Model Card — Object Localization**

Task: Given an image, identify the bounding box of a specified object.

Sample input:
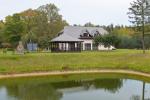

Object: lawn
[0,49,150,74]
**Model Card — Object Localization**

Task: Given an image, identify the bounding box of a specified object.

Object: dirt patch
[0,70,150,79]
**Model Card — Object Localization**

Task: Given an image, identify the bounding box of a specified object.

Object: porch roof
[51,34,83,42]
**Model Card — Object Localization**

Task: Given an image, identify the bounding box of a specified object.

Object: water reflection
[93,79,123,93]
[130,82,150,100]
[5,83,62,100]
[130,95,141,100]
[0,75,149,100]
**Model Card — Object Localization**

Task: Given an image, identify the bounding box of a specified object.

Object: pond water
[0,73,149,100]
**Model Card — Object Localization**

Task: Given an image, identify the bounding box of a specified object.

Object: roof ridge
[64,25,103,29]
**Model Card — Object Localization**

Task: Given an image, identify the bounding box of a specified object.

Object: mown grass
[0,49,150,74]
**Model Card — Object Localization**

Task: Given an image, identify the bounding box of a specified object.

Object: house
[51,26,114,52]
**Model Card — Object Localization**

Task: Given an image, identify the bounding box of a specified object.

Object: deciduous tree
[4,14,25,47]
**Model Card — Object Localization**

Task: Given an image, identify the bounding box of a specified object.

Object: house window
[85,43,91,50]
[83,33,88,37]
[80,29,90,38]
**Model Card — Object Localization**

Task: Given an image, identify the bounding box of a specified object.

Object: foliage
[0,21,5,47]
[128,0,150,53]
[84,22,95,27]
[128,0,150,25]
[112,27,135,36]
[0,3,68,49]
[101,23,150,49]
[37,3,68,39]
[21,31,38,44]
[94,34,121,48]
[116,34,150,49]
[38,36,51,49]
[37,4,60,23]
[117,35,141,49]
[94,35,103,46]
[4,14,26,48]
[102,34,121,48]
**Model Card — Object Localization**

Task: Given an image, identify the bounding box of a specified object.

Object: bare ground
[0,69,150,79]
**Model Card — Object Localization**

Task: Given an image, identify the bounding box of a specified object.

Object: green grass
[0,49,150,74]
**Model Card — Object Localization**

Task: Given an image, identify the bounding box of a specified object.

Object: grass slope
[0,49,150,74]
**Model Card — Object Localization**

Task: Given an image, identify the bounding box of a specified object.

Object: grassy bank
[0,73,150,86]
[0,49,150,74]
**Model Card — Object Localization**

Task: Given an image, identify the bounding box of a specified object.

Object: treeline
[0,4,68,49]
[83,22,150,49]
[105,24,150,49]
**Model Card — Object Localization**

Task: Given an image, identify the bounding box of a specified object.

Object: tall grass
[0,49,150,74]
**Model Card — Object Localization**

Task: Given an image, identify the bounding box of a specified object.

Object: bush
[94,34,121,48]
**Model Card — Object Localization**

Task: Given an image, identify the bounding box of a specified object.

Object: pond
[0,73,149,100]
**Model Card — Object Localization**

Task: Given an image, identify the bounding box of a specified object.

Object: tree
[94,34,121,49]
[37,4,68,38]
[38,36,51,49]
[21,31,37,45]
[0,20,5,47]
[20,9,48,45]
[37,4,61,23]
[128,0,150,53]
[102,34,120,49]
[0,20,4,30]
[4,14,25,48]
[94,35,104,46]
[102,24,114,33]
[20,4,68,49]
[84,22,95,27]
[112,27,135,36]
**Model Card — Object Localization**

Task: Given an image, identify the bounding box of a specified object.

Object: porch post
[65,43,67,52]
[91,43,93,50]
[82,42,85,50]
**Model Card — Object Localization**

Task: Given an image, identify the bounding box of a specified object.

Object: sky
[0,0,134,26]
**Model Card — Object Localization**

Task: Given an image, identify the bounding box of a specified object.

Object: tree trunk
[142,23,145,54]
[142,2,146,54]
[142,82,145,100]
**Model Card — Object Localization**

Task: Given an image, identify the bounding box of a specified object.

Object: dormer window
[80,29,93,39]
[83,33,88,37]
[80,29,90,37]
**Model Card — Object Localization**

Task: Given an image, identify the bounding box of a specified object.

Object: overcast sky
[0,0,134,25]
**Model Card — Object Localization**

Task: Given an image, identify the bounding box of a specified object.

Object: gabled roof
[51,26,108,42]
[51,34,83,42]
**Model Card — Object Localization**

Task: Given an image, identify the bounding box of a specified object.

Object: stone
[16,41,24,54]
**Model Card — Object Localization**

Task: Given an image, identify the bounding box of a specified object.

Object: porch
[51,41,82,52]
